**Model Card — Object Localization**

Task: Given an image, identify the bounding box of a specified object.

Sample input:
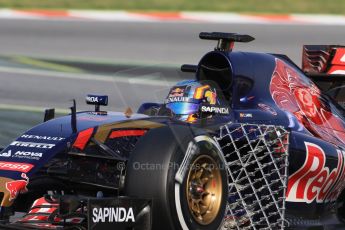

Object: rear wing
[303,45,345,75]
[303,45,345,109]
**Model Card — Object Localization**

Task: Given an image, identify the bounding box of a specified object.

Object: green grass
[0,108,67,147]
[0,0,345,14]
[12,56,83,73]
[0,109,44,147]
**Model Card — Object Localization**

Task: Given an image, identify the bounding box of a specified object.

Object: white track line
[0,66,176,87]
[0,103,69,113]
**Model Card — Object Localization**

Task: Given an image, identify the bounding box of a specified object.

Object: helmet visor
[166,102,200,115]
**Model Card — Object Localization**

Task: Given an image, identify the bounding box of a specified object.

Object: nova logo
[87,96,99,103]
[14,151,43,160]
[92,207,135,223]
[15,151,42,157]
[0,150,43,160]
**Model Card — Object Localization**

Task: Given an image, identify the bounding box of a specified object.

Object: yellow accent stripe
[193,85,210,99]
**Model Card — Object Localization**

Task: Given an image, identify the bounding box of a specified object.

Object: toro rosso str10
[0,32,345,230]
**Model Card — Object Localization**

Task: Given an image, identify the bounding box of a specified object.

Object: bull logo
[6,173,29,201]
[169,87,185,97]
[270,58,345,146]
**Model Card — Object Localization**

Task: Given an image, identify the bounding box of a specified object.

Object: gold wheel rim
[186,155,223,225]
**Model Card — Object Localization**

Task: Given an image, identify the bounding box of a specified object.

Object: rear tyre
[125,125,227,230]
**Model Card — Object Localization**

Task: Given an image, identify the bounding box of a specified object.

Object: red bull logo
[6,173,29,201]
[169,87,185,97]
[286,142,345,203]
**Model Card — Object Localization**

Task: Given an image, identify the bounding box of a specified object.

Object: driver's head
[164,80,218,123]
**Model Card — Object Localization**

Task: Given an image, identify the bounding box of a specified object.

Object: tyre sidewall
[169,135,227,230]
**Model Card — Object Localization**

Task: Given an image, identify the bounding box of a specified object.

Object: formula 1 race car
[1,32,345,230]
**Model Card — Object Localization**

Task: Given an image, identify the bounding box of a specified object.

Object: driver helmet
[164,80,220,123]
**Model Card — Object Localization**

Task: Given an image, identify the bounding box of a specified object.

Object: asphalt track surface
[0,68,181,111]
[0,19,344,110]
[1,19,345,65]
